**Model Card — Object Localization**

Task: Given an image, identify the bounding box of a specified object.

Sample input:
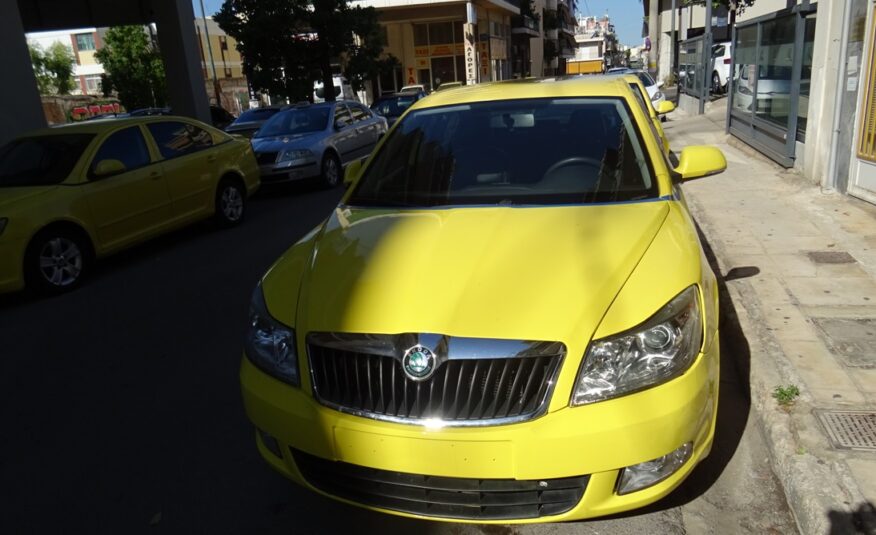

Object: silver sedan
[251,101,387,188]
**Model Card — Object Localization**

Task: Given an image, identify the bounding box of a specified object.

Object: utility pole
[670,0,676,103]
[198,0,222,109]
[701,0,712,114]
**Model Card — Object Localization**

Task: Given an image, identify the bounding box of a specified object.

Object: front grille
[307,340,563,424]
[256,151,277,165]
[292,448,588,520]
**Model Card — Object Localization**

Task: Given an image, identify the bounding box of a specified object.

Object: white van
[314,76,359,103]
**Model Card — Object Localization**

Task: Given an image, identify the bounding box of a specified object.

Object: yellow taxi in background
[0,116,259,294]
[242,77,726,523]
[607,73,676,155]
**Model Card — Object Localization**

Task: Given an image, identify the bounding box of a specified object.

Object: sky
[192,0,646,48]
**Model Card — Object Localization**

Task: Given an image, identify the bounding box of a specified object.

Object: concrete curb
[685,191,876,535]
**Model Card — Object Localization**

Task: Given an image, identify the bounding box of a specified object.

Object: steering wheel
[542,156,604,180]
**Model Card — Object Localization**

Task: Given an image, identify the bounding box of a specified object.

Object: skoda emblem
[402,345,436,381]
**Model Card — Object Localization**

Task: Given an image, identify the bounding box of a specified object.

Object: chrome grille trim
[306,332,565,427]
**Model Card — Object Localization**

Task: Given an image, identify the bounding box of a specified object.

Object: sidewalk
[665,101,876,535]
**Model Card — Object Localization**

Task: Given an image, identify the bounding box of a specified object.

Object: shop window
[414,24,429,47]
[429,22,453,45]
[797,14,816,140]
[755,15,795,129]
[454,21,464,43]
[730,25,757,113]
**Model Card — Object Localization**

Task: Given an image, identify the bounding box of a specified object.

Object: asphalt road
[0,184,796,535]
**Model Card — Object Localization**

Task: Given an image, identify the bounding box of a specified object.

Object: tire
[215,178,246,227]
[712,72,723,95]
[24,228,90,295]
[320,152,341,189]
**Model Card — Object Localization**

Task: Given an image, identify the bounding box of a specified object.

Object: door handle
[149,170,162,180]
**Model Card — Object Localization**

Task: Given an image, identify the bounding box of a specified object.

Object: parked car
[127,107,173,117]
[400,83,430,94]
[711,42,732,94]
[606,72,675,154]
[225,106,285,138]
[606,69,666,107]
[210,105,236,129]
[0,116,259,294]
[241,77,726,522]
[251,101,387,187]
[369,91,426,127]
[732,63,793,116]
[314,76,359,103]
[435,81,463,91]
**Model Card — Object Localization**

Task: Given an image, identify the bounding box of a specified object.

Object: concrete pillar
[151,0,210,123]
[649,0,659,76]
[0,0,47,145]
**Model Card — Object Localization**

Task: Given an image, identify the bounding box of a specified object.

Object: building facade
[26,28,105,95]
[194,16,251,114]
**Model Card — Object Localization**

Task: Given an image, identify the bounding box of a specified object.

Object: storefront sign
[464,23,477,85]
[416,44,467,58]
[479,41,489,78]
[414,46,429,57]
[407,67,416,85]
[416,58,428,69]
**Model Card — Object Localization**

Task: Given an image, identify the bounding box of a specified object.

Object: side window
[334,105,353,128]
[146,121,213,159]
[350,105,369,122]
[89,127,151,177]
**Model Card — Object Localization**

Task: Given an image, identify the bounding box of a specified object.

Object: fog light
[258,428,283,459]
[617,442,692,495]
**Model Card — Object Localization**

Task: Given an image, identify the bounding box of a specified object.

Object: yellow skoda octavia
[0,117,259,294]
[242,77,726,523]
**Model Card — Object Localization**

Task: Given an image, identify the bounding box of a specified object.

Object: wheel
[215,179,246,227]
[320,152,341,189]
[24,228,90,294]
[712,72,723,95]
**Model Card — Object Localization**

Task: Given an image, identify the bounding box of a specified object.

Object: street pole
[670,0,676,103]
[198,0,222,109]
[700,0,712,114]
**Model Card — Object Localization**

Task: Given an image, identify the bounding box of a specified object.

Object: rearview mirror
[92,159,126,178]
[656,101,676,115]
[344,158,363,187]
[674,146,726,181]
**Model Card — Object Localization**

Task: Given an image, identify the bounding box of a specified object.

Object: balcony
[512,14,539,37]
[559,20,575,38]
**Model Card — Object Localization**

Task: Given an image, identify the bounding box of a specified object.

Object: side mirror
[674,146,726,181]
[344,158,363,187]
[656,100,676,115]
[92,159,126,178]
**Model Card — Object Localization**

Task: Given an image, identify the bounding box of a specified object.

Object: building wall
[194,17,245,80]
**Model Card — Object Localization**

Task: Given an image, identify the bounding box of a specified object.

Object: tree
[95,26,167,110]
[215,0,384,102]
[29,42,76,95]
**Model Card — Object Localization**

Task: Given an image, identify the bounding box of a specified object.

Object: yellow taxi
[607,73,676,155]
[0,116,259,294]
[242,77,726,522]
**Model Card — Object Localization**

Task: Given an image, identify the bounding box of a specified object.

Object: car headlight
[571,286,702,406]
[651,91,664,101]
[244,282,299,386]
[0,218,7,236]
[277,149,314,166]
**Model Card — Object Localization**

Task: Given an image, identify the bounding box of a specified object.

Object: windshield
[347,98,655,207]
[0,134,94,187]
[236,108,281,123]
[253,107,330,138]
[371,95,418,117]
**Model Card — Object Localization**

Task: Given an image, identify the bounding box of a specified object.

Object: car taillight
[724,58,731,64]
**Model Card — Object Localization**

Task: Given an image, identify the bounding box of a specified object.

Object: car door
[84,125,172,250]
[348,103,379,159]
[145,121,219,223]
[331,104,358,164]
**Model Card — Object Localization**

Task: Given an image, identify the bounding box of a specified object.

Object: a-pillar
[0,0,47,146]
[150,0,210,123]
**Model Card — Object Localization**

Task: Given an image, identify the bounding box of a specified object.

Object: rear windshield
[0,134,94,187]
[371,95,418,117]
[347,98,655,207]
[236,108,281,123]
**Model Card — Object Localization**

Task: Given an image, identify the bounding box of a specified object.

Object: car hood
[251,132,322,151]
[294,201,670,345]
[0,186,58,211]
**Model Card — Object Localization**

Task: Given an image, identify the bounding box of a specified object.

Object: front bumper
[240,338,719,522]
[0,237,26,293]
[259,162,319,184]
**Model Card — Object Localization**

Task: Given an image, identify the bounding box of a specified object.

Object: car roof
[412,77,635,111]
[25,116,209,137]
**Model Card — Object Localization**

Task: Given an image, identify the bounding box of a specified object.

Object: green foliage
[95,26,167,110]
[215,0,385,102]
[29,42,76,95]
[772,384,800,407]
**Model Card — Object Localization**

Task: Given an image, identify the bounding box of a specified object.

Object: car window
[348,97,655,207]
[254,107,331,138]
[350,105,370,122]
[146,121,213,159]
[89,127,151,177]
[636,72,655,87]
[236,108,281,123]
[712,45,725,58]
[334,105,353,128]
[0,134,94,187]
